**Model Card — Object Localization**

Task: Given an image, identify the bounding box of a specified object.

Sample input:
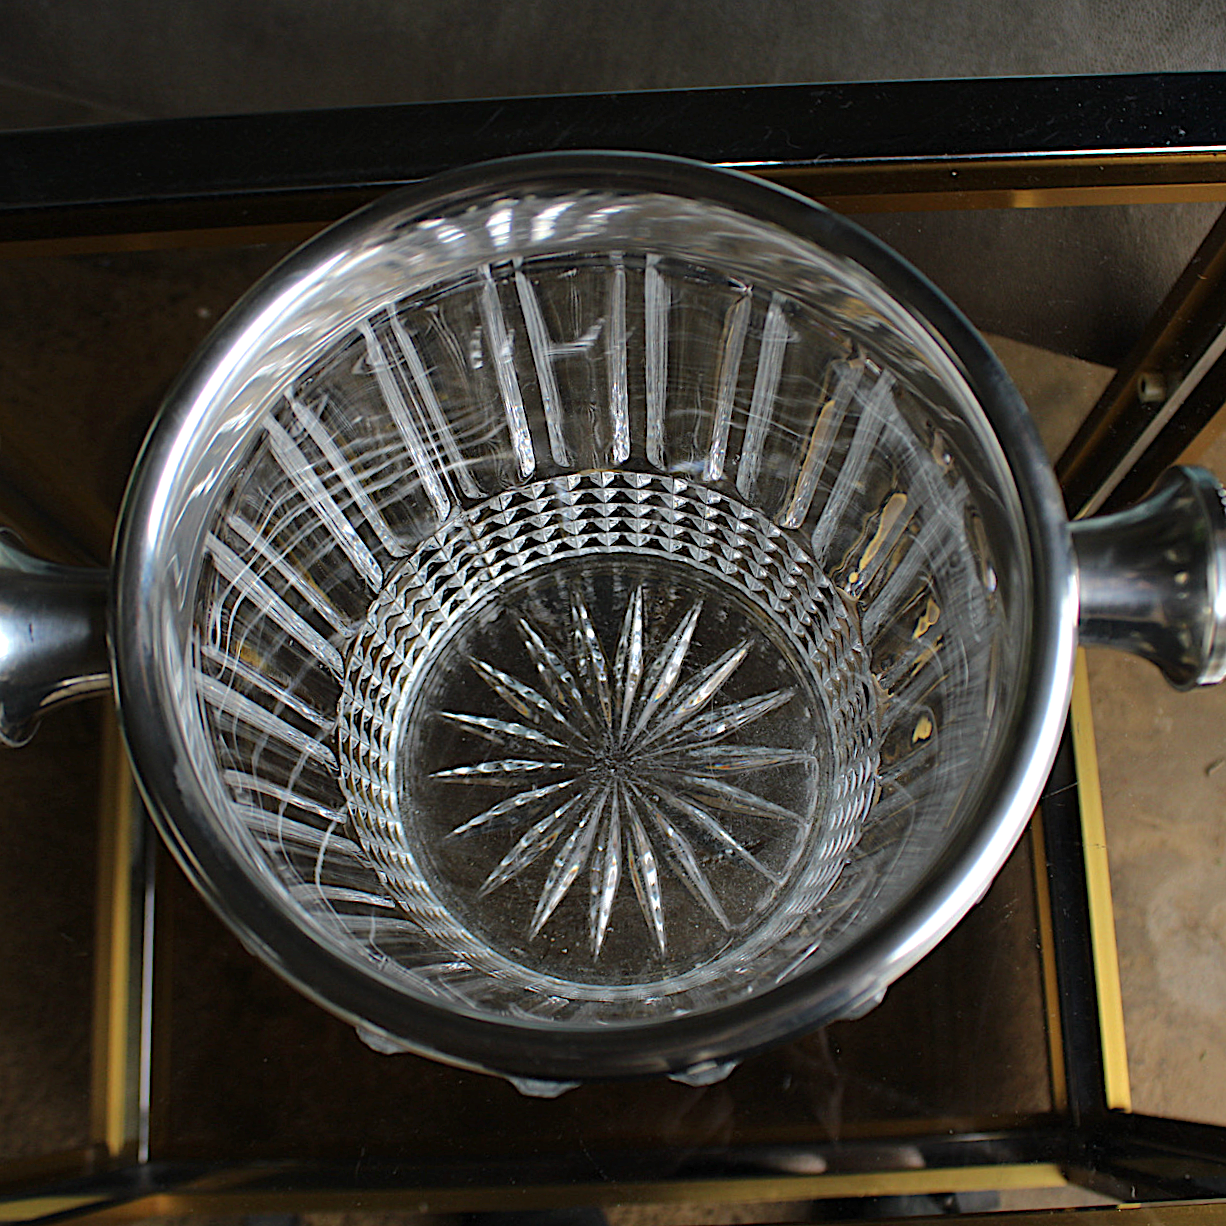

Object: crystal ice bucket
[4,153,1225,1087]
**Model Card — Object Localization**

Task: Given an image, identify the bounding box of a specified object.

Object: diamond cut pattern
[338,472,878,989]
[438,588,808,957]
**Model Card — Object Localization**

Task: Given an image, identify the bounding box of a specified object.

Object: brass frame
[5,151,1226,264]
[67,188,1106,1218]
[775,154,1226,213]
[2,76,1224,1217]
[1068,652,1132,1114]
[90,712,142,1162]
[30,1165,1071,1222]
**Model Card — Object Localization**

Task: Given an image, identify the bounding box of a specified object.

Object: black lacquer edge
[1,1131,1075,1223]
[4,73,1226,237]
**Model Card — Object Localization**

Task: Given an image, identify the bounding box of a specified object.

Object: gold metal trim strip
[89,710,137,1159]
[0,1195,107,1221]
[6,151,1226,260]
[59,1163,1068,1220]
[1070,648,1132,1112]
[768,151,1226,203]
[810,184,1226,212]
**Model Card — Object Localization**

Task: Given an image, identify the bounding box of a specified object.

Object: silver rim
[112,151,1077,1080]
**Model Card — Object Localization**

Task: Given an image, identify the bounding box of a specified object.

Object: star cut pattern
[436,587,815,958]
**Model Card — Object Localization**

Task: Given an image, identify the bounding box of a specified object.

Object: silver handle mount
[0,535,110,746]
[1072,465,1226,689]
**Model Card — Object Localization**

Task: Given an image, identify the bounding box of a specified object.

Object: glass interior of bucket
[191,180,1027,1028]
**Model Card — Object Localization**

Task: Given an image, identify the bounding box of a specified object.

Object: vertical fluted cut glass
[180,175,1026,1038]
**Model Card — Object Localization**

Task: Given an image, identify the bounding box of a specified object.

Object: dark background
[5,0,1226,365]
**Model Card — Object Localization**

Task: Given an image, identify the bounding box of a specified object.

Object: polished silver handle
[1072,466,1226,689]
[0,535,110,746]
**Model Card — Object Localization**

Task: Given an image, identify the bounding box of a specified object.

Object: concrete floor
[1088,424,1226,1127]
[992,334,1226,1132]
[974,334,1226,1132]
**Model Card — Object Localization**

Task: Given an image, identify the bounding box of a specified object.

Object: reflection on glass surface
[154,834,1052,1162]
[187,187,1022,1041]
[0,220,1084,1193]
